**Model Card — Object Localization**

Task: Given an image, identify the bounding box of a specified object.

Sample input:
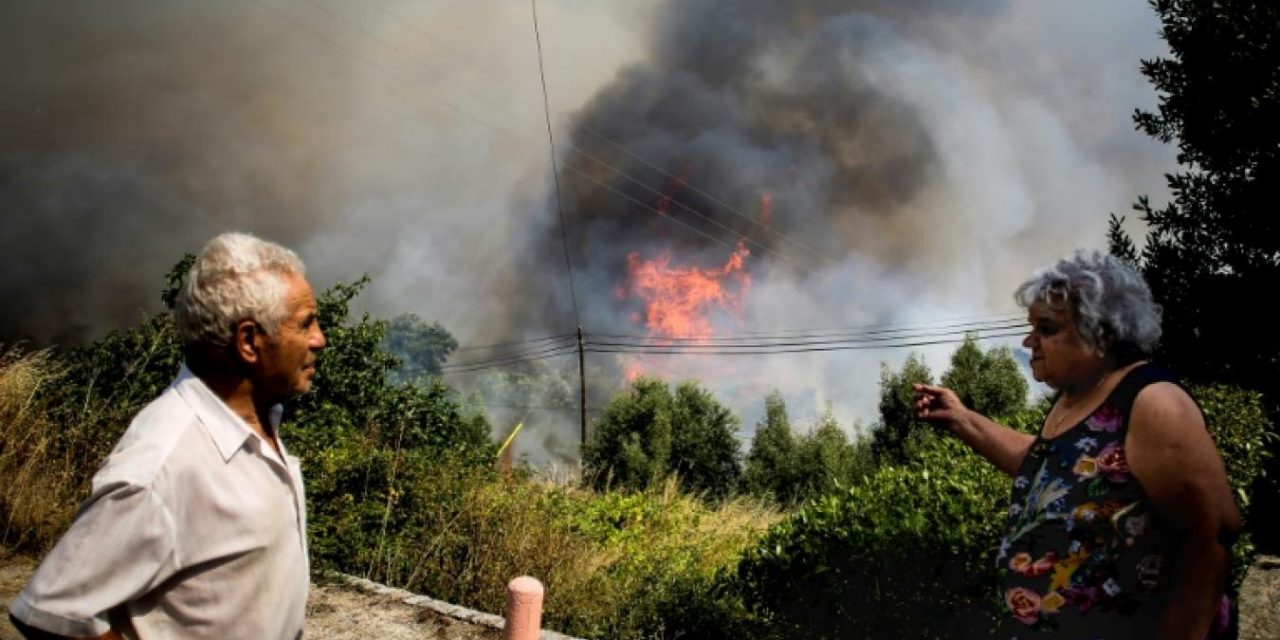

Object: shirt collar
[173,364,284,463]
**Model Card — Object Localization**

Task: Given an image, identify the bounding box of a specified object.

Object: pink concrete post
[502,576,544,640]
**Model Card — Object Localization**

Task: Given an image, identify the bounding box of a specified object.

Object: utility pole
[577,326,587,459]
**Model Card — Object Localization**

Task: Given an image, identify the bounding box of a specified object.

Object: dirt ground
[305,582,502,640]
[3,550,1278,639]
[1238,555,1280,640]
[0,551,499,640]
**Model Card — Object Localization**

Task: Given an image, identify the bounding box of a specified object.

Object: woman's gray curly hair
[1014,249,1162,365]
[173,232,306,349]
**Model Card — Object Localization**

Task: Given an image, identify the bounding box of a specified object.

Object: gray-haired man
[9,232,325,639]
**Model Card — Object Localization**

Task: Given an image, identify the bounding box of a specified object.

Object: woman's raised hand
[913,383,966,427]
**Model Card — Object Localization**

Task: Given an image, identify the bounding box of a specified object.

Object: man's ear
[233,319,263,365]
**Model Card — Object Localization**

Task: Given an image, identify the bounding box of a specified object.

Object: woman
[914,250,1240,639]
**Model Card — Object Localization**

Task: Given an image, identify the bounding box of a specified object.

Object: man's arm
[10,613,121,640]
[1125,383,1241,640]
[10,481,178,639]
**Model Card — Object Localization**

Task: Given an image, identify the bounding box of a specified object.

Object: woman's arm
[1125,382,1242,640]
[913,383,1035,476]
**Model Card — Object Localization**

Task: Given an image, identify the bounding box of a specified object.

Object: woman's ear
[1094,328,1113,360]
[232,319,262,365]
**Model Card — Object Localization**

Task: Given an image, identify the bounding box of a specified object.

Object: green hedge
[736,434,1008,639]
[734,383,1272,639]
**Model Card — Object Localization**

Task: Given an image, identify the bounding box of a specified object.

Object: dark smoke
[0,1,358,343]
[511,0,1015,336]
[1,0,1174,463]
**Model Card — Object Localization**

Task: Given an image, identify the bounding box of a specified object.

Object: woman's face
[1022,300,1107,390]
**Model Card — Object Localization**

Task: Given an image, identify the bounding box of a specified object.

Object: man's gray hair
[1014,249,1162,363]
[173,232,307,348]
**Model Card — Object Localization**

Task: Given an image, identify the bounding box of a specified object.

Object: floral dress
[996,364,1233,639]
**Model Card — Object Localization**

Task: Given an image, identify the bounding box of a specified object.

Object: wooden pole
[577,325,587,458]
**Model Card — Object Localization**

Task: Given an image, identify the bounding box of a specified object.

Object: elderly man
[9,232,325,639]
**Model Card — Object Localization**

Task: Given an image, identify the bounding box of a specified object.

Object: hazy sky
[0,0,1176,461]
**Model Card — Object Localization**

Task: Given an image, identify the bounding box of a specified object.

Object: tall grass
[0,348,82,551]
[314,444,780,639]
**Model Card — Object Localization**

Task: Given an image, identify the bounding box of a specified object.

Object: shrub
[737,435,1009,639]
[1192,382,1275,590]
[584,377,741,500]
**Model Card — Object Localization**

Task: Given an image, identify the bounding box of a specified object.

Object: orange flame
[623,241,752,339]
[617,241,751,384]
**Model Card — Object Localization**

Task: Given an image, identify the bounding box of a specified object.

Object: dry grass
[359,469,780,637]
[0,348,83,551]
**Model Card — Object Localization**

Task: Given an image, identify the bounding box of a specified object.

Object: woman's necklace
[1044,371,1110,438]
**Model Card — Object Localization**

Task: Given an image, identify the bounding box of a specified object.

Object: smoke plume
[1,0,1172,462]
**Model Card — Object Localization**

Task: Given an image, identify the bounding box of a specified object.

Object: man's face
[255,272,326,402]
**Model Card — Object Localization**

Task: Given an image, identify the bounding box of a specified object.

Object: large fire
[618,240,752,382]
[624,241,752,338]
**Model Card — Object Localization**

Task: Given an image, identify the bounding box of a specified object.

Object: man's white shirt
[9,365,309,639]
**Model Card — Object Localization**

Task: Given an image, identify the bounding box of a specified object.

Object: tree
[583,377,742,499]
[872,353,933,464]
[383,313,458,384]
[1110,0,1280,392]
[742,392,799,502]
[744,394,874,505]
[940,336,1028,421]
[670,382,743,499]
[791,411,873,503]
[584,377,673,492]
[1109,0,1280,549]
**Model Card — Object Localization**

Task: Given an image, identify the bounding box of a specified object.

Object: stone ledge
[336,573,588,640]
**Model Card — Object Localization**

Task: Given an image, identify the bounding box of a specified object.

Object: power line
[441,340,577,369]
[440,342,578,372]
[580,125,838,267]
[452,332,577,352]
[590,316,1028,344]
[441,349,579,374]
[440,326,1027,373]
[443,315,1028,372]
[617,311,1027,339]
[587,327,1026,350]
[568,145,813,270]
[584,329,1028,356]
[561,163,750,257]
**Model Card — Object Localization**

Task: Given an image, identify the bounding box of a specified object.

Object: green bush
[584,377,742,499]
[743,393,875,507]
[1192,382,1276,590]
[737,435,1009,639]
